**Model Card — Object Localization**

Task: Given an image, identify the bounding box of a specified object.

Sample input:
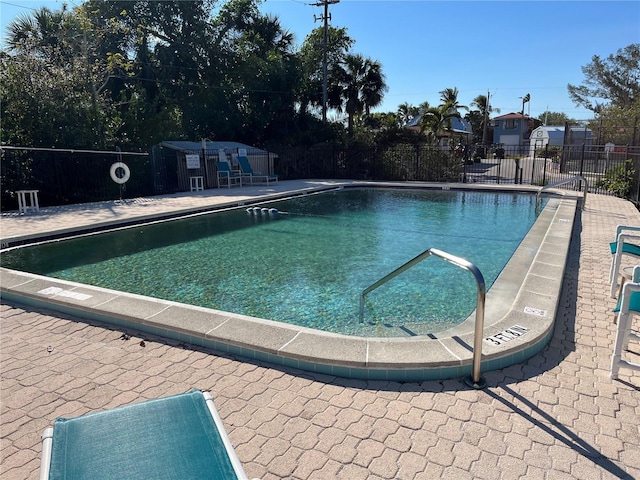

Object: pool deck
[1,180,640,479]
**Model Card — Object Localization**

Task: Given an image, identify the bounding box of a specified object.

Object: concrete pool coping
[0,182,579,381]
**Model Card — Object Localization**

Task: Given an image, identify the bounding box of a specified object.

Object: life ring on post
[110,162,130,184]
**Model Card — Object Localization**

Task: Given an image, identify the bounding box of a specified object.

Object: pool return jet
[245,207,288,218]
[360,248,487,389]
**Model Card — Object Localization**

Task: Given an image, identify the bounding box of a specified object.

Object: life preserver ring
[110,162,130,184]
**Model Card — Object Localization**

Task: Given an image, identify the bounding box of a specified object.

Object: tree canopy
[0,0,386,149]
[568,44,639,144]
[568,43,640,112]
[537,111,570,126]
[5,2,635,152]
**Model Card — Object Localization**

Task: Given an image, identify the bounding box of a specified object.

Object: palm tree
[419,102,461,143]
[439,87,468,113]
[246,14,295,57]
[417,101,431,114]
[5,7,74,58]
[396,102,419,127]
[470,94,500,144]
[470,94,500,118]
[333,53,387,136]
[238,13,299,141]
[298,26,354,115]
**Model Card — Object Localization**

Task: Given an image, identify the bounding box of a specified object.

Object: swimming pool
[1,188,542,337]
[0,182,578,381]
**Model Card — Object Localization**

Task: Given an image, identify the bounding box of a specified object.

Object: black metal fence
[2,143,639,211]
[1,147,151,209]
[269,142,640,205]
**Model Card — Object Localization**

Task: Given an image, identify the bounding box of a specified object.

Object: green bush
[535,145,561,159]
[596,159,635,198]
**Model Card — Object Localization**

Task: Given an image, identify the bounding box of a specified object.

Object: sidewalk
[1,187,639,479]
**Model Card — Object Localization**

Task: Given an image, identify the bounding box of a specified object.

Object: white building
[529,125,593,156]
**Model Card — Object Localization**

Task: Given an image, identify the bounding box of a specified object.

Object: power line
[1,1,39,11]
[0,0,83,12]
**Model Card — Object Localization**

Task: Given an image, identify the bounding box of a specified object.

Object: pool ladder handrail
[359,248,487,389]
[536,175,587,210]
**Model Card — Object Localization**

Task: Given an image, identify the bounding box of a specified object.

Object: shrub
[535,145,561,159]
[596,159,635,198]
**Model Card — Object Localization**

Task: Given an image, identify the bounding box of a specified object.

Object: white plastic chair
[609,225,640,298]
[611,265,640,379]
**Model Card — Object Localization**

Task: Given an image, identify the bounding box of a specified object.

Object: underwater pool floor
[1,181,578,381]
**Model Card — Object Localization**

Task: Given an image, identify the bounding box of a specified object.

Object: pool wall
[0,184,577,382]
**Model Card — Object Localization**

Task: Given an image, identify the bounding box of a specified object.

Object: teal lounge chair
[39,390,249,480]
[217,160,243,188]
[237,155,278,186]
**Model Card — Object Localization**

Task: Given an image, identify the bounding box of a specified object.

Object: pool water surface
[1,188,543,336]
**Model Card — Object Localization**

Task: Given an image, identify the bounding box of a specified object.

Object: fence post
[634,156,640,206]
[530,156,535,185]
[201,143,210,189]
[462,155,467,183]
[542,144,549,186]
[51,150,61,202]
[332,144,337,178]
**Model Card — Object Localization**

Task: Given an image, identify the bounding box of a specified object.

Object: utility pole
[482,90,490,146]
[520,93,530,119]
[519,93,530,155]
[312,0,340,122]
[544,105,548,125]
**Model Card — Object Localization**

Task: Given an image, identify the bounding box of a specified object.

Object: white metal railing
[360,248,487,388]
[536,175,587,210]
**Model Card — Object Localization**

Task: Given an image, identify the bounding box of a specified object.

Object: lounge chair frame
[216,160,243,188]
[611,266,640,379]
[237,155,278,186]
[609,225,640,297]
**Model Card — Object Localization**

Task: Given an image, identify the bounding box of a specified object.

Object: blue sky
[2,0,639,121]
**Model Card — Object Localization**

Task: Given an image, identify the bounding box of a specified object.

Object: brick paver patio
[1,186,639,479]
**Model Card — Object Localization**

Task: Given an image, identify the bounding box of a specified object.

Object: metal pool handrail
[359,248,487,389]
[536,175,587,210]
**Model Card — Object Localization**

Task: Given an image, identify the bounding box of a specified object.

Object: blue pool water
[2,188,542,336]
